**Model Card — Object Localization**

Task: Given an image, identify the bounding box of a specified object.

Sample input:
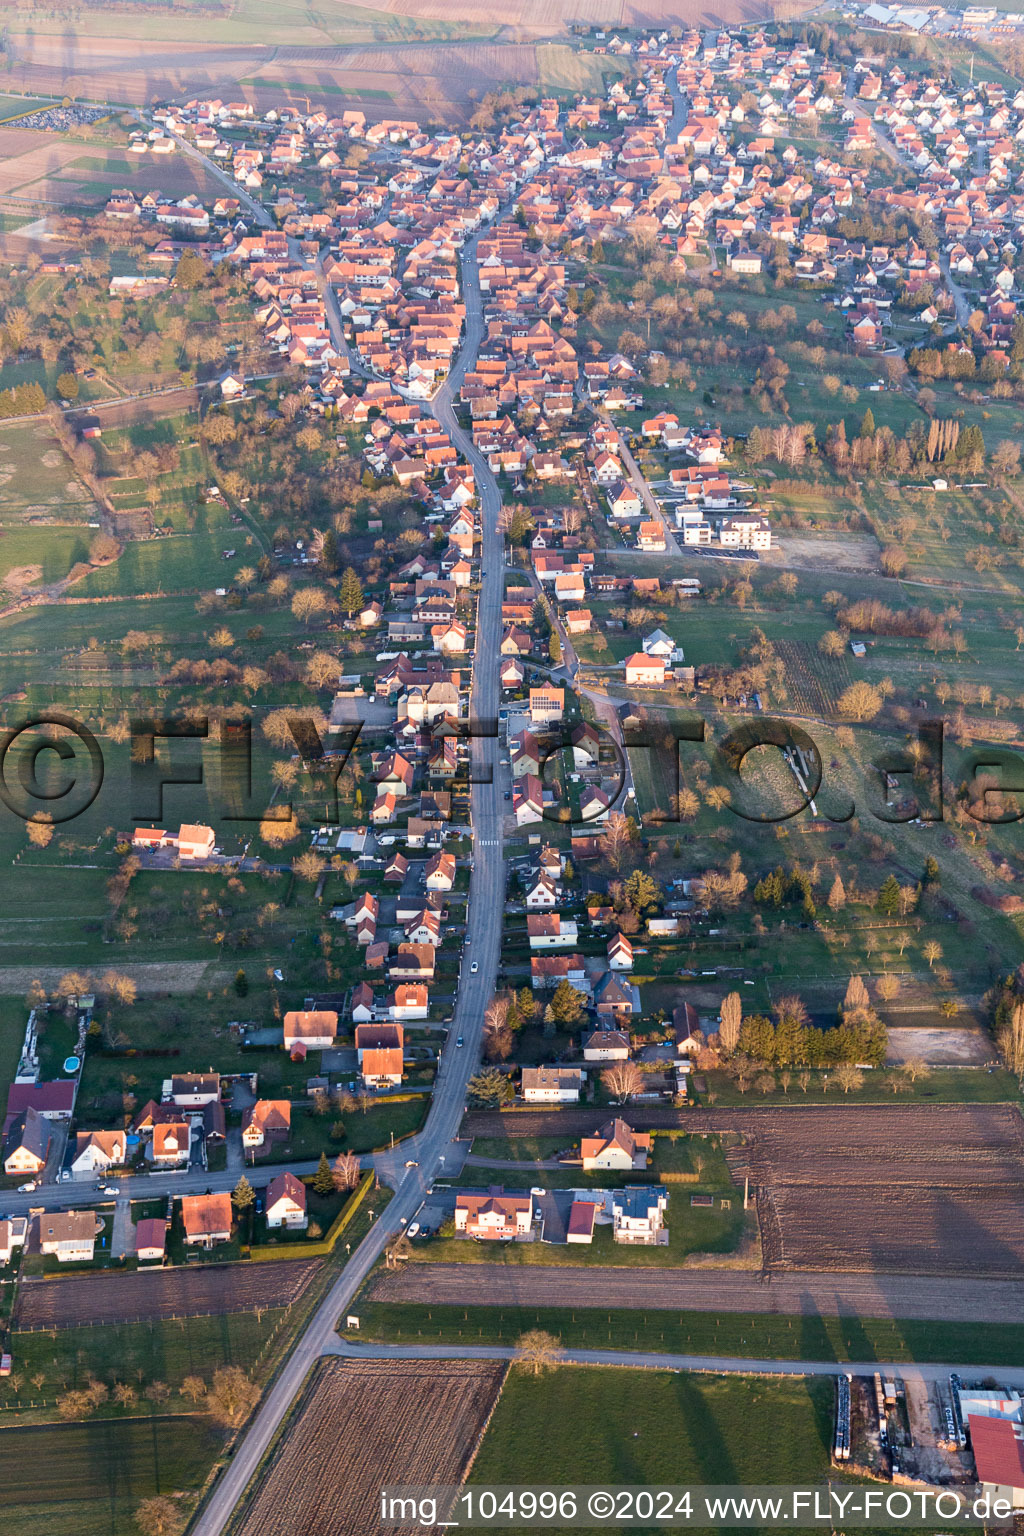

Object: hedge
[248,1170,375,1262]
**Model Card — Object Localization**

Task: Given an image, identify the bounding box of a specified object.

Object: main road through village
[188,219,508,1536]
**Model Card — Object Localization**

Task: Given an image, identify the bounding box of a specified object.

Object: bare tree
[516,1330,563,1376]
[719,991,742,1055]
[206,1365,250,1427]
[843,975,870,1012]
[332,1152,362,1192]
[601,1061,645,1102]
[134,1497,186,1536]
[834,1063,864,1095]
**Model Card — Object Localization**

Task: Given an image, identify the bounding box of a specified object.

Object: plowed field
[238,1358,506,1536]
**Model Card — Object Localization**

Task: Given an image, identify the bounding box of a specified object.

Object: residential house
[566,1200,600,1244]
[283,1011,338,1051]
[521,1066,582,1103]
[70,1130,127,1177]
[513,776,544,826]
[181,1192,233,1249]
[351,982,375,1023]
[593,971,642,1020]
[135,1217,167,1263]
[581,1117,651,1171]
[265,1170,308,1230]
[581,1028,631,1062]
[167,1073,220,1108]
[608,932,634,970]
[524,874,558,909]
[454,1188,533,1239]
[2,1080,75,1135]
[37,1210,103,1263]
[529,686,565,726]
[242,1099,291,1152]
[625,653,666,687]
[3,1106,52,1176]
[527,913,578,949]
[177,823,217,859]
[355,1022,404,1086]
[611,1185,669,1245]
[425,851,457,890]
[152,1121,192,1166]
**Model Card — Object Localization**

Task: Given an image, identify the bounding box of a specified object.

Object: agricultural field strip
[236,1359,506,1536]
[14,1256,322,1328]
[370,1263,1024,1325]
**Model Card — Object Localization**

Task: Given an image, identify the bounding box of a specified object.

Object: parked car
[17,1182,36,1193]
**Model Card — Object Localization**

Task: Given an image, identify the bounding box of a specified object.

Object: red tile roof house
[70,1129,127,1176]
[454,1188,534,1240]
[566,1199,600,1244]
[135,1217,168,1263]
[580,1117,651,1171]
[151,1121,191,1166]
[969,1414,1024,1506]
[2,1080,75,1136]
[265,1171,308,1230]
[283,1010,338,1051]
[355,1022,405,1086]
[242,1099,291,1152]
[181,1191,233,1249]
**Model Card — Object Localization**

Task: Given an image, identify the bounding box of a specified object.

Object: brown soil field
[728,1104,1024,1276]
[14,1257,321,1327]
[464,1104,1024,1276]
[372,1260,1024,1325]
[5,12,770,113]
[238,1358,506,1536]
[0,135,86,196]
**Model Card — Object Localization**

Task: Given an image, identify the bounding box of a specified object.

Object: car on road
[504,791,511,800]
[470,960,478,973]
[404,1159,419,1168]
[100,1185,120,1195]
[17,1182,36,1193]
[456,1035,464,1047]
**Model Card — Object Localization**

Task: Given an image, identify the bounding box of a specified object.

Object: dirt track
[15,1256,321,1326]
[373,1261,1024,1324]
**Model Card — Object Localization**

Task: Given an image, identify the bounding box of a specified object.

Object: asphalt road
[326,1337,1024,1388]
[188,214,508,1536]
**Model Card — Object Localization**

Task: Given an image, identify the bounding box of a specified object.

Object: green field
[470,1368,836,1536]
[4,1311,287,1415]
[0,96,60,122]
[0,1414,225,1536]
[350,1301,1024,1370]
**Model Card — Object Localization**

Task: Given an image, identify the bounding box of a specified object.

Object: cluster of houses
[450,1118,668,1245]
[0,1063,316,1268]
[453,1182,668,1246]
